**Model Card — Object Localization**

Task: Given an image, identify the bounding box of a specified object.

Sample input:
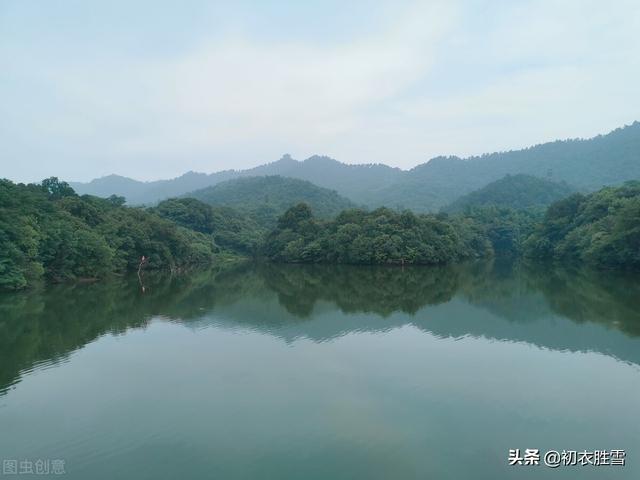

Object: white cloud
[1,0,639,181]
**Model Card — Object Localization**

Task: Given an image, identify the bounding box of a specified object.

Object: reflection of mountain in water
[1,261,639,395]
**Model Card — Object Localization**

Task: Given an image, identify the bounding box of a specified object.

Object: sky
[1,0,639,183]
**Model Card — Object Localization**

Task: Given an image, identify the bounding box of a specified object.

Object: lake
[1,261,639,479]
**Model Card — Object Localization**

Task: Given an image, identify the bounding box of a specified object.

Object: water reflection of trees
[258,263,461,317]
[259,261,640,337]
[0,266,247,395]
[1,261,639,396]
[524,263,640,337]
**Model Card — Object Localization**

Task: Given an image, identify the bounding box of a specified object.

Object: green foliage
[153,197,263,255]
[5,167,639,293]
[524,181,640,269]
[0,213,43,290]
[444,174,574,213]
[460,206,542,256]
[41,176,77,199]
[263,203,492,265]
[0,179,216,290]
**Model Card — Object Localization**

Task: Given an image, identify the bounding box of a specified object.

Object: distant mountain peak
[304,155,338,164]
[88,174,143,185]
[428,155,463,164]
[179,170,207,179]
[278,153,296,162]
[67,120,639,210]
[101,173,131,180]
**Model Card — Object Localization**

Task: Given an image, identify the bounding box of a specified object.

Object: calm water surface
[1,261,639,479]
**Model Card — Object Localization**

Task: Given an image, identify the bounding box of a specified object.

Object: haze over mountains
[69,122,640,211]
[70,155,399,207]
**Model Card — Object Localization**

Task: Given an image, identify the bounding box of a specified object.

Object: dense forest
[0,178,217,290]
[262,181,640,269]
[524,181,640,269]
[69,122,640,210]
[459,206,541,256]
[158,195,541,262]
[262,203,492,265]
[443,174,574,213]
[152,198,263,256]
[2,173,640,291]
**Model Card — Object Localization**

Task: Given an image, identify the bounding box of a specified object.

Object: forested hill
[262,204,492,265]
[4,177,640,291]
[525,181,640,269]
[68,122,640,210]
[184,176,355,227]
[152,198,263,256]
[363,122,640,211]
[259,180,640,270]
[0,178,217,290]
[443,174,574,213]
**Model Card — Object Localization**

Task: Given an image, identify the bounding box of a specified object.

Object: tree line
[524,181,640,269]
[2,177,639,290]
[0,178,216,290]
[262,182,640,269]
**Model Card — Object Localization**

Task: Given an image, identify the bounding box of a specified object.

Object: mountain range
[69,122,640,211]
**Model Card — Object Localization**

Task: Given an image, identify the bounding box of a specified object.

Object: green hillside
[0,178,216,290]
[152,198,263,255]
[444,174,574,213]
[367,122,640,211]
[185,176,355,227]
[525,181,640,269]
[262,204,491,265]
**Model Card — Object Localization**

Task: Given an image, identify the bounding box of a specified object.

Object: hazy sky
[2,0,639,183]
